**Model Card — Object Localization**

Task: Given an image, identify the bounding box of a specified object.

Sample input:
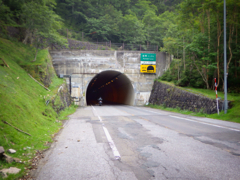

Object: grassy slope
[149,80,240,123]
[0,38,76,179]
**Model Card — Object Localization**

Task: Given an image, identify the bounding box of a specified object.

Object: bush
[160,69,173,82]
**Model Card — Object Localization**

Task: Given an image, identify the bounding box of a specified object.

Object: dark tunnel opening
[86,71,134,105]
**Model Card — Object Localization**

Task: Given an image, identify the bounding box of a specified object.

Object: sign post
[214,78,219,115]
[223,0,228,114]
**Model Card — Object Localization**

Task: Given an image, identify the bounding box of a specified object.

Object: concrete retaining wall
[149,81,227,114]
[50,50,172,106]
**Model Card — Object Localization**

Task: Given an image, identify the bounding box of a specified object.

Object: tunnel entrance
[86,71,134,105]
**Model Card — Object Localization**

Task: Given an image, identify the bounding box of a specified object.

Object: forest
[0,0,240,92]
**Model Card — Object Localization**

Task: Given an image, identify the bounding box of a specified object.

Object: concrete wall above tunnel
[50,50,172,106]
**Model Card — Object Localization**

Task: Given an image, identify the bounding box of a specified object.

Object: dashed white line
[91,106,121,160]
[170,115,240,132]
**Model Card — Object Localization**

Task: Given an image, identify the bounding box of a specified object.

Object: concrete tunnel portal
[86,71,134,105]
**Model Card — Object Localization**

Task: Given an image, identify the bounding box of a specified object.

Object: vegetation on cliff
[0,38,75,179]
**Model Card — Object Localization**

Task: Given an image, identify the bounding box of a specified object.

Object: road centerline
[91,106,121,160]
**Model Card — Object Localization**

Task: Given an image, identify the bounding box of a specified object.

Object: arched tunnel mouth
[86,71,134,106]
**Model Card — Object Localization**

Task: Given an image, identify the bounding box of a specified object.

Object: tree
[85,5,123,42]
[142,9,162,47]
[134,0,157,19]
[21,1,67,61]
[186,33,217,89]
[0,0,15,30]
[119,12,146,44]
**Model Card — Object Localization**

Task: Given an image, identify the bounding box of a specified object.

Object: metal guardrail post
[69,76,71,95]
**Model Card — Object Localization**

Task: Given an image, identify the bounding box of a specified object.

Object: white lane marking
[102,126,121,159]
[98,116,102,122]
[133,107,162,115]
[170,115,240,132]
[91,106,121,160]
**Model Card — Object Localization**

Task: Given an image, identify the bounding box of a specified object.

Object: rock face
[3,153,14,163]
[0,167,21,178]
[51,83,71,114]
[2,153,21,163]
[8,149,16,154]
[149,81,231,114]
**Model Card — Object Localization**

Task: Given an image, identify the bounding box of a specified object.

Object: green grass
[0,38,35,65]
[207,101,240,123]
[150,80,240,123]
[0,38,76,179]
[58,105,78,121]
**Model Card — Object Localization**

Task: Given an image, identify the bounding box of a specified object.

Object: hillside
[0,38,74,179]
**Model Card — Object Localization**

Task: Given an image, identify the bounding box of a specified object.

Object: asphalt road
[34,105,240,180]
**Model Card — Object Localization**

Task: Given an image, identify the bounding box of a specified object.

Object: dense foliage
[160,0,240,92]
[0,0,67,60]
[55,0,181,44]
[1,0,240,91]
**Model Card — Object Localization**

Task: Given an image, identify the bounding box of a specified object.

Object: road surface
[34,105,240,180]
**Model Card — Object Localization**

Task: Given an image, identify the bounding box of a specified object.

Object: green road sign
[140,53,156,61]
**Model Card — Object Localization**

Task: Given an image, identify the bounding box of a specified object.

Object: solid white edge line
[170,115,240,132]
[91,105,121,160]
[132,107,162,115]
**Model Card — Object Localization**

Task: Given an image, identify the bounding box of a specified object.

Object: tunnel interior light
[90,73,123,92]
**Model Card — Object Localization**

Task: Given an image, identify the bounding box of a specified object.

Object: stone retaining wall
[149,81,229,114]
[51,83,71,114]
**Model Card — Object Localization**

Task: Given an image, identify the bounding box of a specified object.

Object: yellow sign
[140,65,156,73]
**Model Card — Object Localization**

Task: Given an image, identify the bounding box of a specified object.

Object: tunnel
[86,71,134,105]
